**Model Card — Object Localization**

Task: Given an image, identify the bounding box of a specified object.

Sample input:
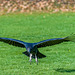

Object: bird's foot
[29,53,32,65]
[35,54,38,65]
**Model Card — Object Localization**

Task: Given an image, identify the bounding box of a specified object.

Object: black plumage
[0,34,75,64]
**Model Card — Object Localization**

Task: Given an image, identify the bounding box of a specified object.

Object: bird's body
[0,34,75,64]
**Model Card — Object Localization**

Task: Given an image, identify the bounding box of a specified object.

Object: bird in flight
[0,34,75,64]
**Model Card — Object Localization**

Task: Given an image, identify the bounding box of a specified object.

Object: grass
[0,12,75,75]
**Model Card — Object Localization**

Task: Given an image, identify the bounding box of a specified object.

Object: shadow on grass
[55,68,75,73]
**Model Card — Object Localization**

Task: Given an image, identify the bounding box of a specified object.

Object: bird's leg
[29,53,32,65]
[35,54,38,65]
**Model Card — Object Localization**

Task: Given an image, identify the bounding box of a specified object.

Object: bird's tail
[64,34,75,42]
[23,51,46,59]
[37,52,46,59]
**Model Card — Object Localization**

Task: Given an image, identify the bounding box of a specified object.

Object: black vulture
[0,34,75,64]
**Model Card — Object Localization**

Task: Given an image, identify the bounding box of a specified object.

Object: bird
[0,34,75,64]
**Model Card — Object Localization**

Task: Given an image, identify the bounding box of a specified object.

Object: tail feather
[64,34,75,42]
[37,52,46,58]
[23,51,46,59]
[23,51,30,57]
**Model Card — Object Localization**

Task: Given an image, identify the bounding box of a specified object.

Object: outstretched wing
[35,38,66,48]
[0,37,27,48]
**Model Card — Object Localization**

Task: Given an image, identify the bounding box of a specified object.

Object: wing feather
[35,38,65,48]
[0,37,27,48]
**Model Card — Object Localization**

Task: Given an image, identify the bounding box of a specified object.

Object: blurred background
[0,0,75,14]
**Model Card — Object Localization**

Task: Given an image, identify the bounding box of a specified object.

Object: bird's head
[27,45,37,54]
[27,47,32,53]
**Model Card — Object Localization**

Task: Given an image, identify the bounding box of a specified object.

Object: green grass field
[0,13,75,75]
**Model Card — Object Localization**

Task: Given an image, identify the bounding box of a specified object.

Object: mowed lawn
[0,13,75,75]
